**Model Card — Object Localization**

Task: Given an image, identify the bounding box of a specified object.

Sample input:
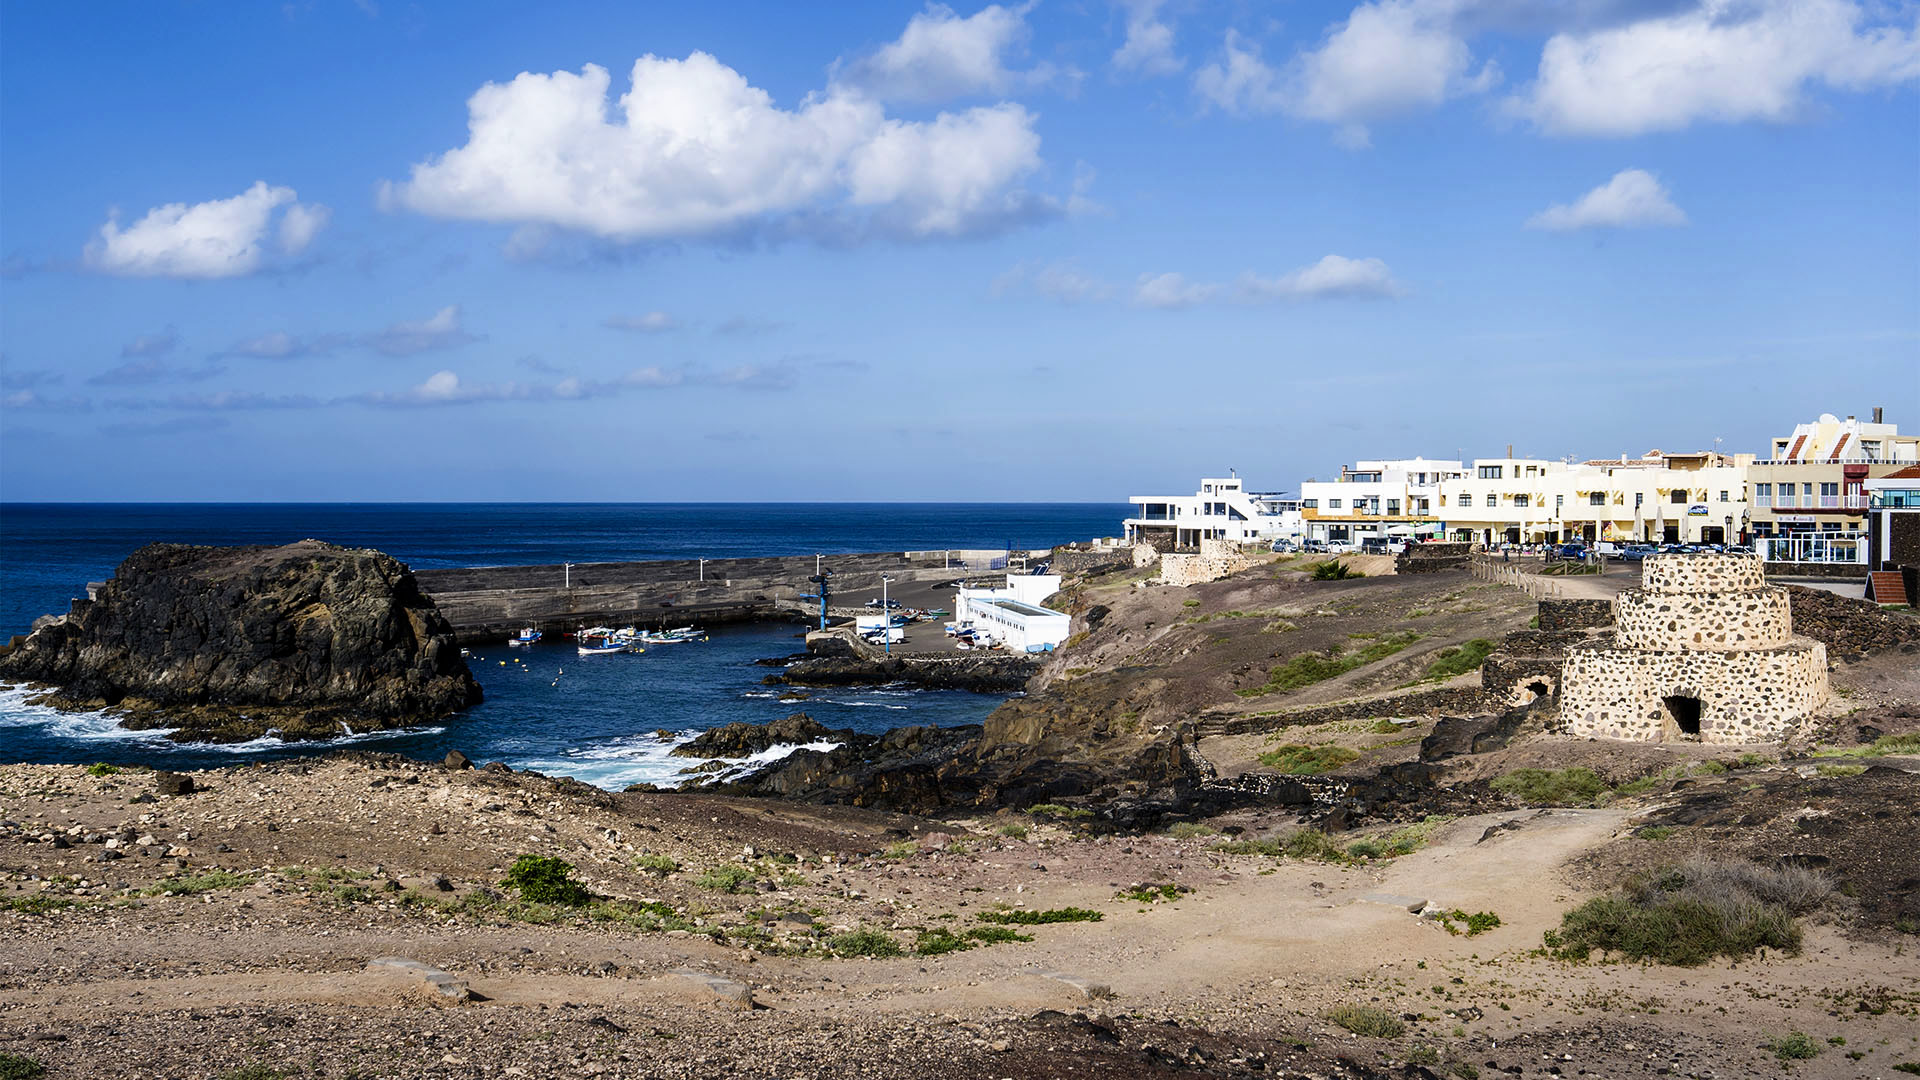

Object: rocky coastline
[0,540,481,743]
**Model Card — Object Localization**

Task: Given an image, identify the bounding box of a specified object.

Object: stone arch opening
[1661,694,1703,739]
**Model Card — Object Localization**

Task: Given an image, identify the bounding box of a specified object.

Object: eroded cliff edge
[0,540,481,742]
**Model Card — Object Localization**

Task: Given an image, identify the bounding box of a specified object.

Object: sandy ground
[4,755,1917,1080]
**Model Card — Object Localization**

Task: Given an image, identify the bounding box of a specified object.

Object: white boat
[638,625,707,644]
[575,626,631,656]
[507,627,542,646]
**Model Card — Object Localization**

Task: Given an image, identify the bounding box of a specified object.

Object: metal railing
[1756,536,1865,564]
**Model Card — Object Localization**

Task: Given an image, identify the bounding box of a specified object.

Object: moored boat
[507,627,542,646]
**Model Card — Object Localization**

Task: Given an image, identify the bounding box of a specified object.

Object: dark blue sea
[0,503,1124,788]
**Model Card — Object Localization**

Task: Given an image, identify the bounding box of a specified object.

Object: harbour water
[0,502,1124,787]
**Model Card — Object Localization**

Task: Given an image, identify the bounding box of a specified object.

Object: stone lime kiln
[1560,553,1828,743]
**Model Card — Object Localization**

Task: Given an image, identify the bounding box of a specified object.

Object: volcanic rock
[0,540,481,742]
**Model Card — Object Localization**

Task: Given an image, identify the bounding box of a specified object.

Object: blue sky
[1,0,1915,502]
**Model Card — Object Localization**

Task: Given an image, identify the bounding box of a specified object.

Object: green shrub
[913,928,975,956]
[1282,830,1349,861]
[1309,561,1363,581]
[1165,822,1217,839]
[0,1053,46,1080]
[996,822,1029,839]
[1766,1032,1821,1061]
[965,925,1035,944]
[1434,909,1502,936]
[1422,638,1497,681]
[1816,764,1865,777]
[85,762,120,777]
[1259,744,1361,774]
[1891,1063,1920,1075]
[634,854,679,875]
[1406,1045,1442,1066]
[1637,826,1678,841]
[976,907,1104,925]
[1812,732,1920,758]
[829,929,902,958]
[882,841,919,859]
[693,865,759,894]
[1491,767,1610,806]
[504,855,591,906]
[1326,1004,1404,1038]
[1026,803,1093,819]
[1118,883,1189,903]
[1543,858,1827,966]
[1238,633,1419,696]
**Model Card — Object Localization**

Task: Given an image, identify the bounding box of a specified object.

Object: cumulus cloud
[363,306,481,357]
[1527,169,1688,230]
[604,311,679,332]
[1132,271,1220,309]
[355,369,529,407]
[1113,0,1182,76]
[121,330,179,358]
[836,3,1059,101]
[381,52,1056,242]
[86,181,330,278]
[992,259,1114,303]
[1196,4,1496,147]
[1510,0,1920,135]
[1135,255,1406,308]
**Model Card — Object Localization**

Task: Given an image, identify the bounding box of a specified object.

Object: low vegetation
[911,924,1036,955]
[693,865,760,894]
[1766,1032,1821,1061]
[1813,732,1920,758]
[1326,1004,1405,1039]
[1237,632,1421,697]
[1491,767,1611,806]
[1026,803,1093,819]
[827,929,902,958]
[85,762,120,777]
[0,1053,46,1080]
[1308,561,1364,581]
[1214,816,1452,866]
[633,853,679,875]
[1118,882,1190,903]
[503,855,591,906]
[976,906,1104,925]
[1258,744,1360,774]
[1544,857,1830,966]
[1421,638,1497,681]
[1433,909,1502,936]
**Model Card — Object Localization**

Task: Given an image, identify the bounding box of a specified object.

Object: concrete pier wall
[414,552,968,644]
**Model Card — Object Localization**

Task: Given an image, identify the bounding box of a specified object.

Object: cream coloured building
[1434,450,1752,546]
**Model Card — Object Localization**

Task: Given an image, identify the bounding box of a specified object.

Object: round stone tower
[1560,553,1827,743]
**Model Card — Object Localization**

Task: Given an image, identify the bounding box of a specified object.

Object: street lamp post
[881,574,895,656]
[564,563,573,589]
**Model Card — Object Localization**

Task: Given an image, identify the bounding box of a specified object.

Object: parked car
[1594,541,1623,557]
[1618,544,1657,561]
[1556,543,1588,559]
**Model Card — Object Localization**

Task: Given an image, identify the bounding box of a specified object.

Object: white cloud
[604,311,680,332]
[121,330,179,358]
[1135,255,1406,308]
[1132,271,1220,309]
[364,306,481,357]
[1512,0,1920,136]
[86,181,329,278]
[1113,0,1182,76]
[219,330,348,360]
[836,3,1055,101]
[1527,169,1688,230]
[992,259,1114,303]
[1237,254,1406,299]
[383,52,1056,243]
[1193,31,1287,114]
[278,202,332,254]
[1197,3,1496,146]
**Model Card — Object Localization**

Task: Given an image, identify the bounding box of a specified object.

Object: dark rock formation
[671,713,843,758]
[771,653,1040,694]
[0,540,481,742]
[1536,598,1614,631]
[1394,542,1471,573]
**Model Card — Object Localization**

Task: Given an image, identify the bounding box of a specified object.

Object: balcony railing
[1757,536,1865,565]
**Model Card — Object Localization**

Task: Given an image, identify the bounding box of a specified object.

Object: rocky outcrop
[771,653,1040,694]
[0,540,481,742]
[670,713,844,758]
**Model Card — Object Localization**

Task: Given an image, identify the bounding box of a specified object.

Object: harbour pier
[414,549,1021,644]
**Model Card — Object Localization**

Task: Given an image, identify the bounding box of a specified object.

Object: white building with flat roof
[1124,475,1302,550]
[953,574,1070,652]
[1297,458,1463,547]
[1434,450,1752,546]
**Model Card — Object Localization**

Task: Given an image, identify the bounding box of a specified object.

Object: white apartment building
[1298,458,1463,547]
[1124,475,1303,549]
[1435,451,1752,546]
[953,574,1070,652]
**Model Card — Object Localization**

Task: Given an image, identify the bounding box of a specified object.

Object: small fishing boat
[507,627,542,647]
[638,626,707,644]
[575,626,629,656]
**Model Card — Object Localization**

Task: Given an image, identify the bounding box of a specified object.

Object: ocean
[0,502,1125,788]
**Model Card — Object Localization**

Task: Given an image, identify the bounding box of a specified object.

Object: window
[1458,493,1472,507]
[1387,499,1401,516]
[1670,490,1689,504]
[1327,498,1341,509]
[1635,493,1644,508]
[1819,482,1840,508]
[1478,465,1503,479]
[1754,483,1772,507]
[1416,498,1429,513]
[1301,499,1318,509]
[1588,492,1606,506]
[1487,493,1497,507]
[1718,490,1729,502]
[1556,494,1565,509]
[1803,483,1814,505]
[1514,494,1530,508]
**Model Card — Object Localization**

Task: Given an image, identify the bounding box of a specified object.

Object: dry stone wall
[1560,553,1827,744]
[1158,539,1251,587]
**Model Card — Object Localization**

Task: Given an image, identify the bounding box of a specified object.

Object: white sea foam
[0,684,442,754]
[512,732,838,792]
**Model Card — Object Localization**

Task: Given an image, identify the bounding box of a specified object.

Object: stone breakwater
[1560,553,1827,744]
[0,540,480,743]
